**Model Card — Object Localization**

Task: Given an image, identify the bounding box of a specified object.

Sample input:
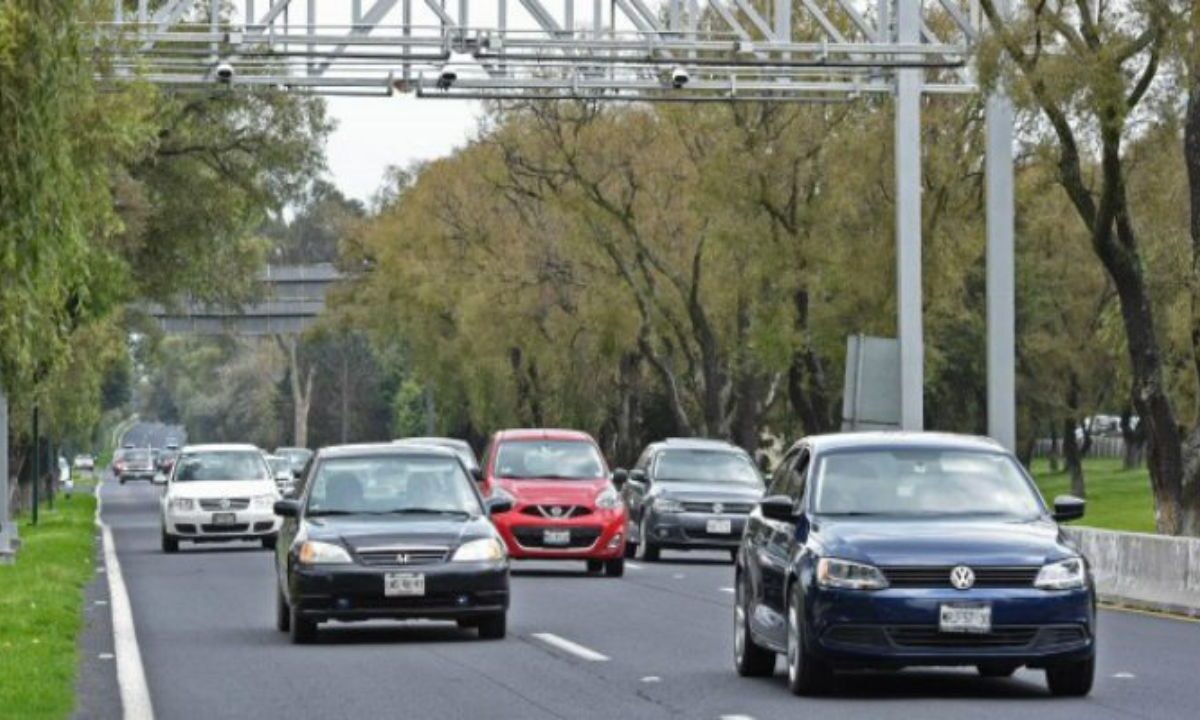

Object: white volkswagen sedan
[160,444,281,553]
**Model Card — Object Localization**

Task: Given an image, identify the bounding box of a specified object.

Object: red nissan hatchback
[484,429,627,576]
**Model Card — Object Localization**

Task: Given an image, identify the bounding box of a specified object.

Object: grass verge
[1030,457,1156,533]
[0,492,97,719]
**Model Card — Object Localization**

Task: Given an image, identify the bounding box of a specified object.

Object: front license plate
[384,573,425,597]
[706,518,733,534]
[211,512,237,525]
[939,604,992,634]
[543,529,571,546]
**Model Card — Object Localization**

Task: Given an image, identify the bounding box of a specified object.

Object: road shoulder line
[531,632,611,662]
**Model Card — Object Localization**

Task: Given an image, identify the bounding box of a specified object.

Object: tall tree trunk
[1048,422,1062,473]
[1062,418,1086,499]
[1120,406,1145,470]
[340,348,350,444]
[1182,24,1200,535]
[786,288,836,435]
[277,336,314,448]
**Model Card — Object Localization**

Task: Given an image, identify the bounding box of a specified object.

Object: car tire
[477,612,507,640]
[262,535,277,550]
[290,606,317,644]
[733,575,776,677]
[623,539,637,559]
[161,530,179,554]
[1046,657,1094,697]
[786,585,832,696]
[276,586,291,633]
[639,518,660,562]
[120,478,126,486]
[586,559,604,574]
[604,558,625,577]
[978,663,1019,678]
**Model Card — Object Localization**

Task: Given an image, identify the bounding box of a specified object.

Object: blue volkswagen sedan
[734,433,1094,696]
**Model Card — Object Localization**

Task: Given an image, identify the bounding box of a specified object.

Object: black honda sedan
[735,432,1094,696]
[273,444,513,644]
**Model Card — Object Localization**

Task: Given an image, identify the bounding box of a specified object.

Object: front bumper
[119,470,156,482]
[644,510,748,550]
[492,508,627,560]
[290,562,510,621]
[163,508,280,540]
[808,586,1095,669]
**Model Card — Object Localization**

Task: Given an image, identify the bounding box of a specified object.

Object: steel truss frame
[89,0,1017,454]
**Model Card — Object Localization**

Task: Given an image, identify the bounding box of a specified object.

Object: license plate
[211,512,237,525]
[706,518,733,534]
[543,529,571,546]
[939,604,992,634]
[384,572,425,597]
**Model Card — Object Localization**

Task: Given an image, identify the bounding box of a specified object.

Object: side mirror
[759,494,797,522]
[630,468,648,485]
[274,499,301,518]
[611,468,628,489]
[1052,495,1085,522]
[487,495,513,515]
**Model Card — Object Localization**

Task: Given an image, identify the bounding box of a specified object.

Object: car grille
[198,498,251,511]
[822,624,1089,651]
[512,526,602,549]
[520,505,593,519]
[356,547,449,567]
[680,501,754,514]
[823,626,889,647]
[880,566,1040,589]
[200,523,250,533]
[887,626,1039,648]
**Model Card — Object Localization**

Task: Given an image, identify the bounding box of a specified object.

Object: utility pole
[895,0,924,431]
[0,390,13,562]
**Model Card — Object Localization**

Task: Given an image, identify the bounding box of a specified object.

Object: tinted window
[495,440,605,480]
[654,450,761,485]
[812,449,1044,518]
[306,456,481,516]
[174,451,270,482]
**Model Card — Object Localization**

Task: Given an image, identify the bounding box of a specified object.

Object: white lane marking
[95,480,155,720]
[531,633,610,662]
[1113,672,1136,679]
[640,676,661,683]
[719,587,735,594]
[95,600,109,606]
[625,562,643,570]
[720,715,755,720]
[672,573,685,579]
[98,653,115,660]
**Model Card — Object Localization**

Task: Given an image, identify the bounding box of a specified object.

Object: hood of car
[169,480,277,499]
[494,477,608,506]
[304,514,495,551]
[814,516,1072,567]
[650,481,763,503]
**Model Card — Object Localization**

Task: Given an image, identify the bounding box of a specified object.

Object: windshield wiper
[374,508,472,517]
[306,509,357,517]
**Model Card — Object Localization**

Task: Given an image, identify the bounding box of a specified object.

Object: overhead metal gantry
[90,0,1017,453]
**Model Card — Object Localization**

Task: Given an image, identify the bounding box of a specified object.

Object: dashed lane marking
[531,632,610,662]
[719,587,735,593]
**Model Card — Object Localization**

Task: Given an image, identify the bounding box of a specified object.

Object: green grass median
[1030,457,1156,533]
[0,492,97,719]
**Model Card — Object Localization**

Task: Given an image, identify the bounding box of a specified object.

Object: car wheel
[276,586,291,633]
[786,585,832,696]
[978,663,1019,678]
[733,574,776,677]
[586,559,604,574]
[604,558,625,577]
[477,612,507,640]
[161,529,179,554]
[289,606,317,644]
[639,517,660,561]
[262,535,277,550]
[119,478,126,486]
[1046,657,1094,697]
[623,539,638,559]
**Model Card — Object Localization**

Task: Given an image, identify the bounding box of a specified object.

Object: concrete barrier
[1064,527,1200,617]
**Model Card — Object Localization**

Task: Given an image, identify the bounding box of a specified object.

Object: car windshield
[306,455,482,516]
[655,449,761,485]
[495,440,605,480]
[267,457,291,474]
[174,451,271,482]
[812,449,1045,518]
[276,449,312,469]
[397,439,478,471]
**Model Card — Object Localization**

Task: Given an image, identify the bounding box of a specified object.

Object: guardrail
[1065,527,1200,617]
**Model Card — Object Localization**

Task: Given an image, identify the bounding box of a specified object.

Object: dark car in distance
[614,438,765,562]
[114,448,156,484]
[394,437,480,475]
[273,444,513,644]
[734,432,1095,697]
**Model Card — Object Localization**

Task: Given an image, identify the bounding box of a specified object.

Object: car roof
[654,438,747,452]
[318,442,458,460]
[395,437,471,449]
[791,432,1005,455]
[181,443,262,453]
[274,446,311,453]
[495,428,596,442]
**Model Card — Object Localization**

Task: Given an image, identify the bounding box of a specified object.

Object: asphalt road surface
[83,478,1200,720]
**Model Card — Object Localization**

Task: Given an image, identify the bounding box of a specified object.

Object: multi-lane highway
[75,475,1200,720]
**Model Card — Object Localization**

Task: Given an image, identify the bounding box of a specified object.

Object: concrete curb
[1065,527,1200,618]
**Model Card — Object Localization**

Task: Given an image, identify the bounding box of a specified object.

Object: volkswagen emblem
[713,502,724,515]
[219,498,231,510]
[395,553,411,565]
[550,506,564,518]
[950,565,975,590]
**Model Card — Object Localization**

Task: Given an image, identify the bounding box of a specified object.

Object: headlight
[816,558,889,590]
[297,541,353,565]
[168,497,194,512]
[653,496,684,513]
[451,538,507,563]
[1035,557,1087,590]
[595,486,622,509]
[252,494,276,509]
